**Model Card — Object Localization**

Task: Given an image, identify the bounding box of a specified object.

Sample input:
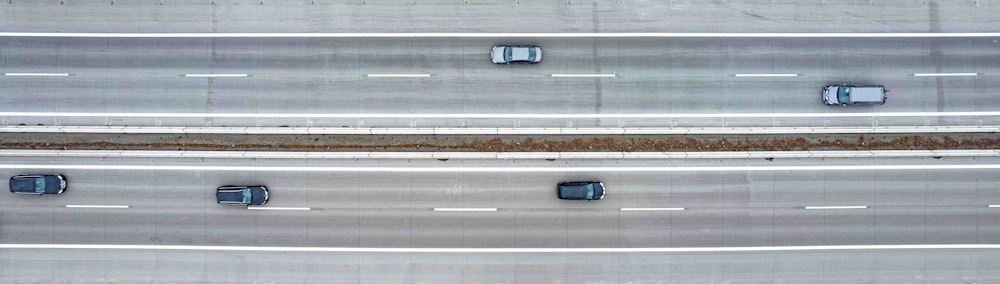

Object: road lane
[2,1,997,34]
[2,37,997,127]
[2,157,1000,249]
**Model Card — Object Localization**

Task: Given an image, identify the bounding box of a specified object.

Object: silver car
[491,45,542,64]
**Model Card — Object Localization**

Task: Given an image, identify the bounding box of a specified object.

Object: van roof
[848,86,884,103]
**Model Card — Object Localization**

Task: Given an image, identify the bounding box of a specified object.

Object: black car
[216,185,269,206]
[557,181,605,200]
[9,174,67,195]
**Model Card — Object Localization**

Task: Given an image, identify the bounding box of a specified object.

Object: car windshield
[34,177,45,193]
[241,188,252,204]
[584,184,595,200]
[528,48,537,61]
[837,86,850,104]
[504,47,512,62]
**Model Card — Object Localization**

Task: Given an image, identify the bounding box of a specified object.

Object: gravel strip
[1,133,999,152]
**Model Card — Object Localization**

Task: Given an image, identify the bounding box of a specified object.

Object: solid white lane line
[247,206,310,211]
[621,208,686,211]
[913,73,978,77]
[65,205,130,209]
[2,32,1000,38]
[433,208,498,212]
[989,205,1000,208]
[734,73,799,77]
[3,73,71,77]
[4,111,1000,118]
[804,206,868,210]
[5,150,999,160]
[183,74,248,78]
[4,126,1000,135]
[1,164,999,172]
[550,74,616,78]
[366,74,431,78]
[2,243,999,253]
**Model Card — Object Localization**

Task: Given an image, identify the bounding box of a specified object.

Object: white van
[823,85,886,106]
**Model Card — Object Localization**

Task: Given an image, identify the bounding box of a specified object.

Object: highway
[3,1,1000,282]
[2,155,1000,281]
[1,37,997,128]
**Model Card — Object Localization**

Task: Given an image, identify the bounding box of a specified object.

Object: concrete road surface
[2,156,1000,281]
[1,0,998,33]
[1,37,997,128]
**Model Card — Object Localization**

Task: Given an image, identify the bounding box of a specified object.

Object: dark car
[216,185,269,206]
[9,174,67,195]
[557,181,605,200]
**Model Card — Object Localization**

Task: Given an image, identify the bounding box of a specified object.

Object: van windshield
[837,86,850,104]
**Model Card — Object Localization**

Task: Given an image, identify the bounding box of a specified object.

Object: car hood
[823,86,839,104]
[42,176,63,194]
[491,46,506,63]
[250,187,268,205]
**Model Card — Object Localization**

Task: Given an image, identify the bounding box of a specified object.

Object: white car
[491,45,542,64]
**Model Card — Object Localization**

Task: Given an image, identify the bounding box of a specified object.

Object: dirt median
[1,133,998,152]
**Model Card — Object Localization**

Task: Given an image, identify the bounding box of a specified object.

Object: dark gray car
[557,181,605,200]
[216,185,269,206]
[9,174,67,195]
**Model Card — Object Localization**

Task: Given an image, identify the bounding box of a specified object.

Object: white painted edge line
[2,164,1000,172]
[550,74,616,78]
[247,206,311,211]
[621,208,685,211]
[3,73,71,77]
[804,206,868,210]
[3,32,1000,38]
[2,243,1000,253]
[2,126,998,135]
[65,205,130,209]
[989,205,1000,208]
[183,74,248,78]
[366,74,431,78]
[433,208,498,212]
[5,111,1000,118]
[913,73,978,77]
[734,73,799,77]
[5,150,1000,160]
